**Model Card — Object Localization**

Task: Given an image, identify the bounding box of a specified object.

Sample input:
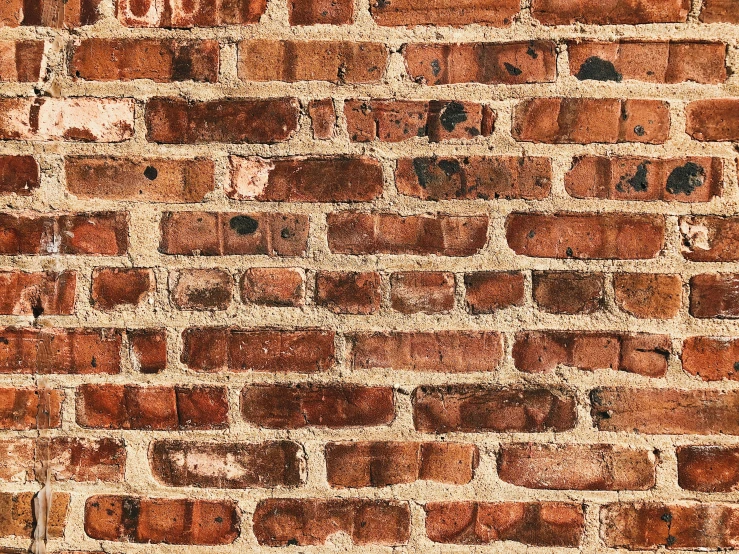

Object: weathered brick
[532,0,689,24]
[117,0,266,27]
[390,272,455,313]
[681,216,739,261]
[532,271,605,314]
[169,269,232,310]
[0,387,63,429]
[566,156,723,202]
[513,331,670,377]
[239,41,386,83]
[159,212,309,256]
[701,0,739,22]
[345,99,494,142]
[0,492,69,538]
[425,502,584,546]
[0,41,44,81]
[396,156,551,200]
[1,0,102,27]
[91,268,153,310]
[241,384,394,428]
[687,99,739,141]
[350,331,503,372]
[413,386,577,433]
[0,270,76,315]
[513,98,670,144]
[253,498,410,545]
[182,328,335,372]
[150,440,304,488]
[404,41,557,85]
[677,446,739,492]
[690,273,739,318]
[614,273,682,319]
[146,97,299,143]
[85,496,240,544]
[289,0,353,23]
[228,156,383,201]
[371,0,519,26]
[328,212,488,256]
[682,337,739,381]
[308,98,336,139]
[0,156,39,195]
[498,444,656,490]
[240,267,305,306]
[128,329,166,374]
[315,271,381,314]
[464,271,525,313]
[326,441,478,487]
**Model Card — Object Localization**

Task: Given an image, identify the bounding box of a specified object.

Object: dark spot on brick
[528,230,535,238]
[619,161,649,192]
[281,228,292,239]
[438,159,461,176]
[31,300,43,319]
[666,535,676,546]
[0,337,7,344]
[465,126,480,136]
[375,0,389,8]
[734,361,739,372]
[575,57,622,82]
[287,538,299,546]
[566,247,573,257]
[661,513,672,523]
[526,44,539,59]
[430,59,441,76]
[504,62,522,76]
[143,166,158,180]
[666,162,705,196]
[91,356,97,368]
[634,125,645,136]
[412,158,433,188]
[439,102,467,132]
[215,516,223,523]
[229,216,259,235]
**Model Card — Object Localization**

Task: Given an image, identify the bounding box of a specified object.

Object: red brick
[681,216,739,261]
[0,492,69,538]
[239,41,386,83]
[690,273,739,318]
[506,212,664,259]
[396,156,551,200]
[513,331,670,377]
[328,212,488,256]
[71,39,219,82]
[687,99,739,141]
[38,437,126,482]
[345,99,494,142]
[289,0,352,23]
[532,272,605,314]
[65,157,215,202]
[498,444,656,490]
[0,155,38,195]
[315,271,381,314]
[253,498,410,546]
[0,327,121,375]
[413,386,577,433]
[591,388,739,434]
[701,0,739,22]
[371,0,519,26]
[405,41,556,85]
[159,212,308,256]
[0,270,76,315]
[0,387,63,429]
[228,156,383,201]
[0,439,33,480]
[240,267,304,306]
[390,272,455,313]
[566,156,723,202]
[350,331,503,372]
[569,41,727,84]
[1,0,102,27]
[0,97,134,142]
[532,0,689,24]
[308,99,336,139]
[513,98,670,144]
[146,97,299,143]
[425,502,584,546]
[677,446,739,492]
[85,496,239,545]
[683,337,739,381]
[182,328,335,372]
[128,329,166,374]
[76,384,228,430]
[614,273,682,319]
[117,0,266,27]
[91,268,153,310]
[58,212,129,255]
[464,271,525,313]
[169,269,232,310]
[326,441,478,487]
[149,440,304,488]
[601,503,739,550]
[241,384,394,428]
[0,41,44,81]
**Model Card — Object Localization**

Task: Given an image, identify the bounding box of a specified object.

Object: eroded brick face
[2,0,736,551]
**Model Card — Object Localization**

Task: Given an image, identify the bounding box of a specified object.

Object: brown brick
[678,446,739,492]
[0,270,76,315]
[84,496,240,544]
[390,272,455,313]
[532,272,605,314]
[682,337,739,381]
[253,498,410,545]
[308,99,336,139]
[289,0,353,23]
[532,0,689,24]
[240,267,304,307]
[566,156,723,202]
[239,41,386,83]
[315,271,381,314]
[2,0,102,27]
[169,269,232,310]
[690,273,739,318]
[413,386,577,433]
[404,41,557,85]
[326,441,478,487]
[396,156,551,200]
[150,440,304,488]
[701,0,739,22]
[425,502,584,546]
[159,212,309,256]
[228,156,383,201]
[687,99,739,141]
[614,273,682,319]
[328,212,488,256]
[0,41,44,81]
[506,213,665,259]
[345,99,494,142]
[681,216,739,262]
[146,97,299,143]
[241,384,394,428]
[0,388,63,429]
[513,98,670,144]
[498,444,656,490]
[464,271,525,313]
[513,331,670,377]
[0,492,69,538]
[350,331,503,372]
[371,0,519,26]
[128,329,166,374]
[117,0,266,27]
[91,268,153,310]
[0,156,38,195]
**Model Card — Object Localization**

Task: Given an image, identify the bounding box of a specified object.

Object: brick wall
[1,0,739,551]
